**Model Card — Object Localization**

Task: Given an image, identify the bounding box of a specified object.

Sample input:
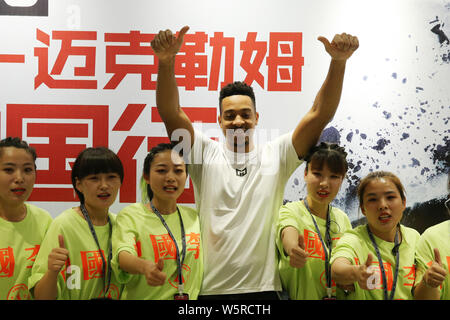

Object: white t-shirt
[188,129,302,295]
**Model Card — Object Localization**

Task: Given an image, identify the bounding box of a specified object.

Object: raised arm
[151,26,194,147]
[292,33,359,158]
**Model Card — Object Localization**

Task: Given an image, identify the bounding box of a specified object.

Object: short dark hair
[0,137,37,166]
[142,142,187,202]
[304,142,348,176]
[219,81,256,113]
[71,147,124,204]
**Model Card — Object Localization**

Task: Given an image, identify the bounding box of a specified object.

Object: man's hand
[151,26,190,63]
[318,33,359,61]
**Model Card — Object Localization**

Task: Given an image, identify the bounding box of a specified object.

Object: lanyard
[80,204,112,298]
[304,199,333,298]
[366,225,400,300]
[150,201,186,294]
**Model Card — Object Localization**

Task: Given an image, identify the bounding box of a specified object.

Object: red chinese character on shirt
[0,247,15,278]
[7,104,108,201]
[81,250,105,280]
[150,234,177,262]
[209,32,234,90]
[403,265,416,287]
[34,29,97,89]
[446,256,450,273]
[104,31,157,90]
[186,232,201,259]
[240,32,267,89]
[175,31,208,90]
[169,264,191,289]
[303,229,325,260]
[25,245,40,269]
[134,238,142,258]
[368,261,394,291]
[266,32,304,91]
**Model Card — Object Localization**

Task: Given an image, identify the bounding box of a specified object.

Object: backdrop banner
[0,0,448,232]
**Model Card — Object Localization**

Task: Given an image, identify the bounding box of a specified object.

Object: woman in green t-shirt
[331,171,420,300]
[276,142,352,300]
[0,137,52,300]
[30,147,124,299]
[113,142,203,300]
[413,175,449,300]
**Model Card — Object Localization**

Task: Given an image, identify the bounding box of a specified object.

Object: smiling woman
[276,142,352,300]
[0,137,53,300]
[29,147,125,300]
[112,142,203,300]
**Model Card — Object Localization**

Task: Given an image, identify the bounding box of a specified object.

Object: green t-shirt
[331,224,420,300]
[276,201,352,299]
[112,203,203,300]
[0,203,52,300]
[415,220,450,300]
[29,208,123,300]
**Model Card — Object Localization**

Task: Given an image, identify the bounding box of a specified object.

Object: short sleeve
[112,207,140,284]
[330,231,361,266]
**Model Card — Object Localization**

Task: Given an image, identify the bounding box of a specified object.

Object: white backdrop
[0,0,448,222]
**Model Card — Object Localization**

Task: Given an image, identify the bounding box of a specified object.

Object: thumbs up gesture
[355,253,376,290]
[144,258,167,286]
[48,234,69,274]
[288,234,309,269]
[151,26,190,63]
[423,248,448,288]
[318,33,359,61]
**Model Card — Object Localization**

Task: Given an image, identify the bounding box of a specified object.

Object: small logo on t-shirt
[235,168,247,177]
[7,284,30,300]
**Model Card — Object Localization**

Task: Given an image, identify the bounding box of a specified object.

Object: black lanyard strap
[150,201,186,294]
[304,199,333,297]
[80,204,112,298]
[366,225,400,300]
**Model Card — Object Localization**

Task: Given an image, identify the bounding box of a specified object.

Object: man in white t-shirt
[151,26,358,299]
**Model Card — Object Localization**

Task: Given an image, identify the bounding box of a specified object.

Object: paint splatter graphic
[284,6,450,230]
